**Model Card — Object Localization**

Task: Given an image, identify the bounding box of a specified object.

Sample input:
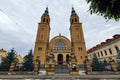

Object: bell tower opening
[57,54,63,64]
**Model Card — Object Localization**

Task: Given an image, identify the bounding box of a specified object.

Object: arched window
[72,19,74,23]
[43,18,45,22]
[46,19,49,23]
[55,41,66,47]
[75,18,77,22]
[54,41,66,50]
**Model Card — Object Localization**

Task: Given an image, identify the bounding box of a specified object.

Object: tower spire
[43,6,49,15]
[70,7,79,24]
[71,7,77,16]
[41,6,50,24]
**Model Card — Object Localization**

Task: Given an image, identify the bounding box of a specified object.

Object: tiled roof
[87,34,120,53]
[0,48,7,52]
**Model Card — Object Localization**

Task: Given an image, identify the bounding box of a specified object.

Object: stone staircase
[55,64,69,73]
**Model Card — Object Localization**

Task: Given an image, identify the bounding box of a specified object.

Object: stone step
[55,64,69,73]
[55,64,69,69]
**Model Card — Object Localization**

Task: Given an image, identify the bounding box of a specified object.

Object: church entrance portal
[58,54,63,64]
[55,54,69,73]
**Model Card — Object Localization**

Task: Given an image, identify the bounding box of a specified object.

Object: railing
[91,71,120,75]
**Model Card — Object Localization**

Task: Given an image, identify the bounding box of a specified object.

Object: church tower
[33,7,50,64]
[70,7,87,65]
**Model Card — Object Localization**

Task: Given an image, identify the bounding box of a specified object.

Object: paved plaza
[0,74,120,80]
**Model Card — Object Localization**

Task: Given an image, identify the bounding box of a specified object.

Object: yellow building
[15,54,23,63]
[33,7,87,74]
[87,34,120,62]
[0,49,7,64]
[0,49,23,64]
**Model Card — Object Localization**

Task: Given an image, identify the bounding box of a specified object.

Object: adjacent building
[0,49,7,64]
[87,34,120,62]
[0,48,23,64]
[15,54,23,63]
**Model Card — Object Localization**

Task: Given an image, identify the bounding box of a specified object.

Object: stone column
[33,61,39,73]
[9,58,18,72]
[46,52,55,75]
[69,53,79,75]
[109,58,118,72]
[9,62,16,72]
[33,56,40,74]
[84,56,91,74]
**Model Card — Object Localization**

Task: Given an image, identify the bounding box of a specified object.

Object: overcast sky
[0,0,120,56]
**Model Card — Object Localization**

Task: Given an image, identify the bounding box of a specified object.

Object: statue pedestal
[86,61,91,74]
[46,53,55,75]
[69,63,79,75]
[33,62,39,73]
[110,61,118,72]
[69,54,79,75]
[46,64,55,75]
[46,68,55,75]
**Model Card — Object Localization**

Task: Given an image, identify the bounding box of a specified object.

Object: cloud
[0,0,120,56]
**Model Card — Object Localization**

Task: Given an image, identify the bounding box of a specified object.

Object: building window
[81,56,83,59]
[43,18,45,22]
[77,35,79,39]
[104,50,107,56]
[97,52,100,57]
[55,41,66,47]
[46,19,48,23]
[54,40,66,51]
[38,47,42,51]
[115,46,119,53]
[100,51,103,56]
[62,47,66,50]
[109,48,112,54]
[75,18,77,22]
[78,47,82,51]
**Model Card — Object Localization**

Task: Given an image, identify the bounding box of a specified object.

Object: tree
[23,49,34,71]
[86,0,120,21]
[0,48,15,71]
[91,54,101,71]
[102,59,111,71]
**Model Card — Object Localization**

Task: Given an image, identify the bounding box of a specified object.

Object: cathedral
[33,7,87,75]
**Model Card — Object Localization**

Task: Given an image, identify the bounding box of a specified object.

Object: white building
[87,34,120,62]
